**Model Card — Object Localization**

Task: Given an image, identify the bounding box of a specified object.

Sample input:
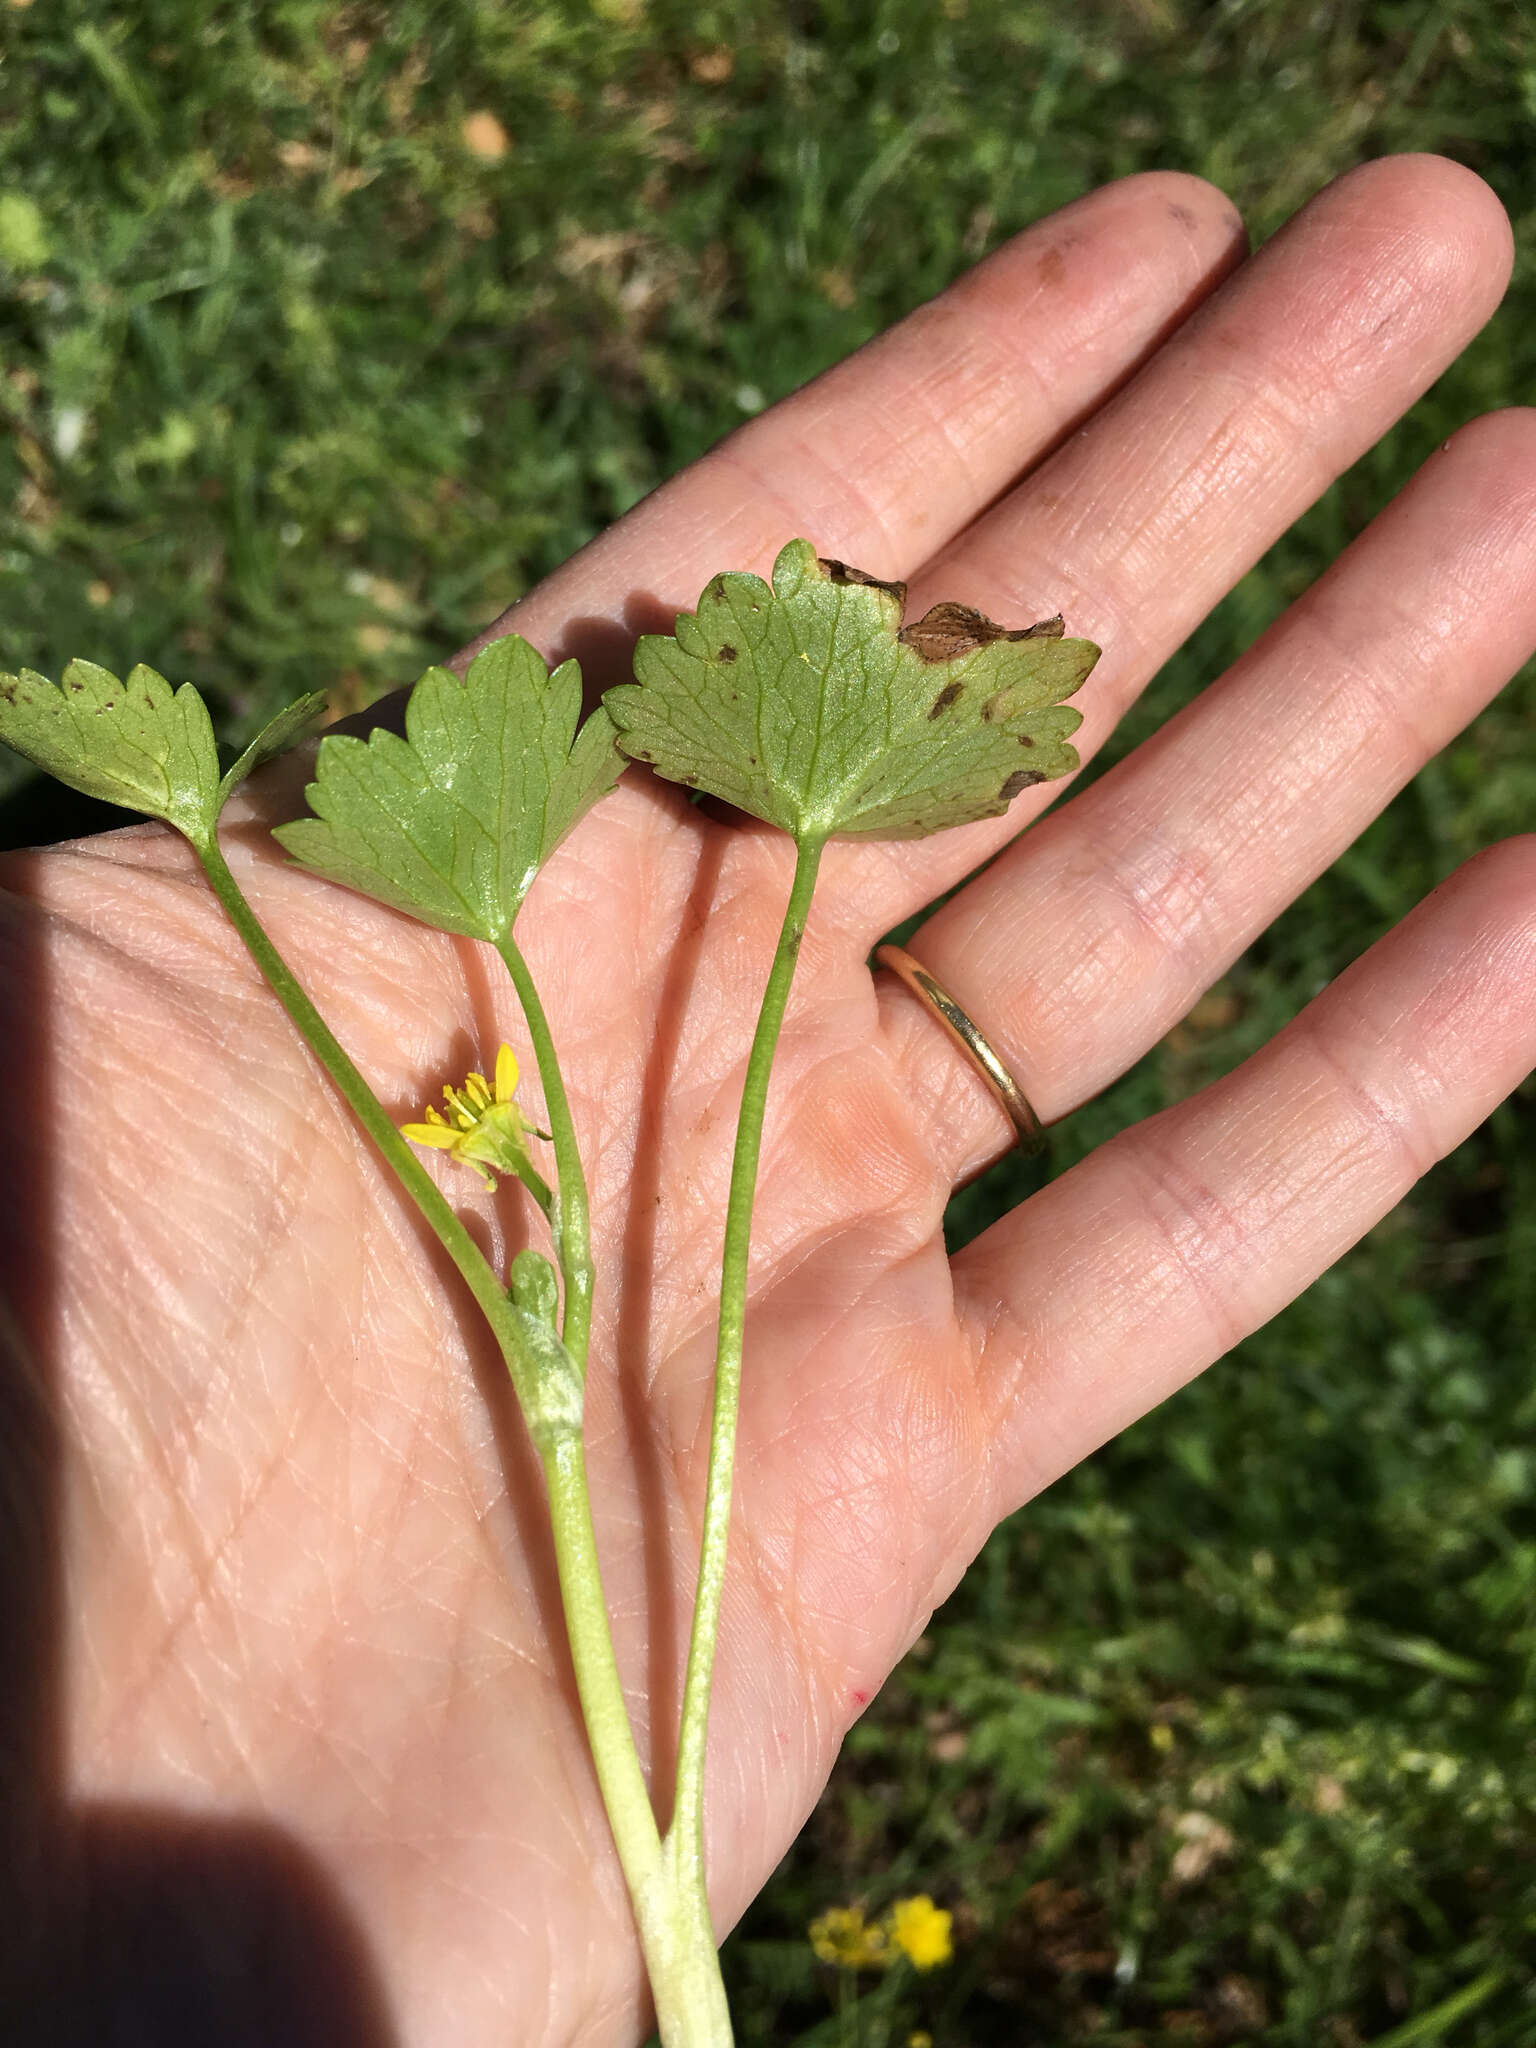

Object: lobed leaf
[274,635,624,940]
[0,658,221,842]
[603,539,1099,844]
[217,691,330,807]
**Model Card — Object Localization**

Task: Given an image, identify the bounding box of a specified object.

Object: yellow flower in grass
[808,1894,954,1974]
[400,1044,544,1190]
[886,1895,953,1971]
[808,1904,889,1970]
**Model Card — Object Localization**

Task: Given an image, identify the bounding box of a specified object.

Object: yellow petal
[808,1906,888,1970]
[495,1043,519,1102]
[886,1896,952,1970]
[401,1122,461,1150]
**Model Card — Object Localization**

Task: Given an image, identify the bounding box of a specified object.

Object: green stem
[508,1154,555,1222]
[669,835,826,1896]
[195,834,541,1409]
[1365,1968,1507,2048]
[509,932,733,2042]
[541,1436,667,1928]
[544,1434,733,2044]
[195,836,681,1988]
[200,833,732,2039]
[838,1969,859,2048]
[497,932,595,1370]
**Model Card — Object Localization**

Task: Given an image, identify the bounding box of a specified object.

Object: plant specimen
[0,540,1097,2043]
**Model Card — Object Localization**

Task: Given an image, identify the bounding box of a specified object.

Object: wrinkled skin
[4,159,1535,2046]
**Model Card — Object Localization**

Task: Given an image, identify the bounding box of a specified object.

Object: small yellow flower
[885,1895,953,1971]
[400,1044,543,1190]
[808,1904,889,1971]
[908,2034,934,2048]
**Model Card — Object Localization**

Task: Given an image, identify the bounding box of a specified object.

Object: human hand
[3,156,1533,2046]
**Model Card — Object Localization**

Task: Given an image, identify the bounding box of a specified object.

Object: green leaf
[273,635,623,940]
[0,659,220,843]
[604,539,1099,843]
[217,691,330,807]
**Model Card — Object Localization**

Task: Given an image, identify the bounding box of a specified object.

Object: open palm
[5,158,1535,2047]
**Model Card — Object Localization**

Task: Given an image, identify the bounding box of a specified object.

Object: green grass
[3,2,1535,2042]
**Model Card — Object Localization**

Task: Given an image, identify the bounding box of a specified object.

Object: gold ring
[874,944,1045,1156]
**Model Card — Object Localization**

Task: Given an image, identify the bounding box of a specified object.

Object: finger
[884,405,1536,1177]
[457,173,1246,672]
[825,153,1515,934]
[950,836,1536,1522]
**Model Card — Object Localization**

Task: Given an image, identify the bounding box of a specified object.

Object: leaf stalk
[195,831,715,2028]
[668,833,826,1916]
[497,931,595,1370]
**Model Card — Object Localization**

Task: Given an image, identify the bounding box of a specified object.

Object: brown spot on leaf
[710,577,726,603]
[901,602,1065,663]
[1000,768,1046,800]
[928,680,964,719]
[718,643,736,662]
[818,557,907,606]
[1018,733,1035,747]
